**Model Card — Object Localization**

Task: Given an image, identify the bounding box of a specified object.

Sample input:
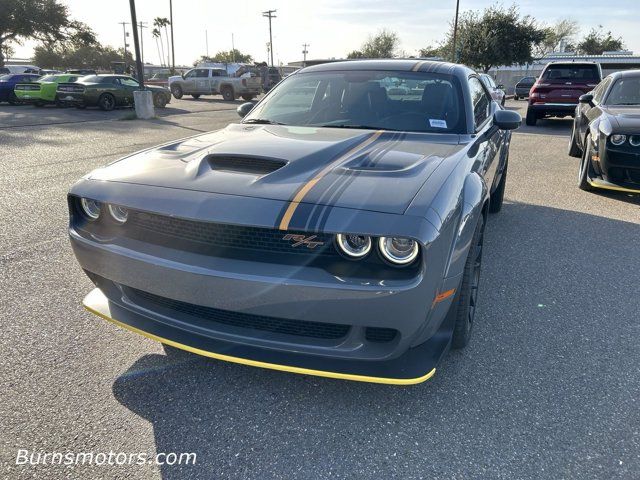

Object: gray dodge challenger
[69,60,521,384]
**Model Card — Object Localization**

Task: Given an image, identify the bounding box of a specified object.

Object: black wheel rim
[103,96,114,109]
[468,225,484,329]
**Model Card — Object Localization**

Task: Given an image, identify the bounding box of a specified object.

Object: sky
[10,0,640,67]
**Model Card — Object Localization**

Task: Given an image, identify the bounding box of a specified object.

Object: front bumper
[83,287,446,384]
[592,143,640,193]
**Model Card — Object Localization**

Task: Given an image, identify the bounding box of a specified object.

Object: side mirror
[237,102,254,118]
[579,94,594,107]
[493,109,521,130]
[497,84,505,90]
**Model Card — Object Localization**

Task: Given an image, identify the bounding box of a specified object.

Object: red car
[526,62,602,126]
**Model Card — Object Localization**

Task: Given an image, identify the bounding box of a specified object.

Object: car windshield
[0,75,10,82]
[605,77,640,105]
[38,75,57,82]
[542,65,599,82]
[244,70,464,133]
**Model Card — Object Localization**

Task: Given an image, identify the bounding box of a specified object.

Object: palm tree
[152,28,164,67]
[153,17,171,68]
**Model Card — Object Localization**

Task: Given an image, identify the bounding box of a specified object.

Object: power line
[262,9,276,66]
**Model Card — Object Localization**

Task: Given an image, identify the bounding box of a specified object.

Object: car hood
[89,124,463,215]
[603,106,640,129]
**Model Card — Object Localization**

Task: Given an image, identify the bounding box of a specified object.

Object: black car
[513,76,536,100]
[569,69,640,194]
[66,69,97,76]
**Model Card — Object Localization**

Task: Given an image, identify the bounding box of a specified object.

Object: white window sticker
[429,119,448,128]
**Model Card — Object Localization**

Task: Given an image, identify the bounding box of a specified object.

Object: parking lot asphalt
[1,100,639,479]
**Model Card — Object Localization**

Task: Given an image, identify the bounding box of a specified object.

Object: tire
[154,94,168,108]
[191,94,200,99]
[501,96,505,107]
[568,124,582,158]
[525,108,538,126]
[514,95,519,101]
[241,94,255,101]
[451,215,485,349]
[7,92,22,105]
[98,93,116,111]
[221,86,234,101]
[34,102,45,107]
[489,158,508,214]
[171,85,183,99]
[578,134,595,191]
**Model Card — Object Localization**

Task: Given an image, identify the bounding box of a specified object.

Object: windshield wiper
[243,118,286,125]
[318,124,396,131]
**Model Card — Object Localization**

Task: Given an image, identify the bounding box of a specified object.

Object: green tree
[193,50,253,66]
[418,45,444,58]
[577,26,624,55]
[0,0,88,66]
[33,43,134,70]
[535,19,579,57]
[153,17,171,67]
[347,29,400,59]
[440,4,545,71]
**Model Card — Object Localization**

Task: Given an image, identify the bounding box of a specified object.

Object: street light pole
[119,22,129,63]
[138,21,147,66]
[169,0,175,72]
[128,0,144,87]
[262,9,276,66]
[452,0,460,63]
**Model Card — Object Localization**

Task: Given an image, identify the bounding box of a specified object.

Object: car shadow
[515,117,573,137]
[110,201,640,479]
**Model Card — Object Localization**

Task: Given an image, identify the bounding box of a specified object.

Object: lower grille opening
[127,287,351,340]
[365,327,398,343]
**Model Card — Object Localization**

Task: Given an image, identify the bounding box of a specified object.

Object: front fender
[444,172,487,280]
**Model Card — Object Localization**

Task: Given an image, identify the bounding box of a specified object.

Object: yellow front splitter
[588,178,640,194]
[83,288,436,385]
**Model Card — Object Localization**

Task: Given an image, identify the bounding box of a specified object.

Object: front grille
[125,211,337,257]
[208,155,286,175]
[365,327,398,343]
[127,287,351,340]
[609,167,640,185]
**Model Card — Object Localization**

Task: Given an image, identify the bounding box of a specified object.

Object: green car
[14,74,81,106]
[56,74,171,111]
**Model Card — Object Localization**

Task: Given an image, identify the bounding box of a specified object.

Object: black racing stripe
[303,132,402,230]
[301,133,400,230]
[315,132,408,232]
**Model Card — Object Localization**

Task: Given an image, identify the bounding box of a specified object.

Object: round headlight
[610,134,627,146]
[108,204,129,223]
[378,237,419,265]
[629,135,640,147]
[80,197,101,220]
[336,234,372,258]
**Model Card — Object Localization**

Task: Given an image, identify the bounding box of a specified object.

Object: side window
[196,69,209,78]
[120,78,139,87]
[183,70,196,79]
[593,77,610,103]
[469,77,491,129]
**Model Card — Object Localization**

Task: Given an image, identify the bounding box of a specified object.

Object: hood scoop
[207,155,287,175]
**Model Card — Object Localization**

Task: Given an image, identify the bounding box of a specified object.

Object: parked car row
[0,73,171,110]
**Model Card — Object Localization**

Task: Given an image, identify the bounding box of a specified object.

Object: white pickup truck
[168,67,261,101]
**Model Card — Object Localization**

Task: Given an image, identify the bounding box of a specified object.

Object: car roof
[607,69,640,79]
[299,59,473,78]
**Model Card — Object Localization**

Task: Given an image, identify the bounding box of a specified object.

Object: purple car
[0,73,41,104]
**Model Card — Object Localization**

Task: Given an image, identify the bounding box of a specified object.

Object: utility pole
[119,22,130,63]
[169,0,175,72]
[231,33,235,62]
[128,0,144,87]
[137,21,147,66]
[452,0,460,63]
[262,9,276,66]
[302,43,309,67]
[205,30,209,57]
